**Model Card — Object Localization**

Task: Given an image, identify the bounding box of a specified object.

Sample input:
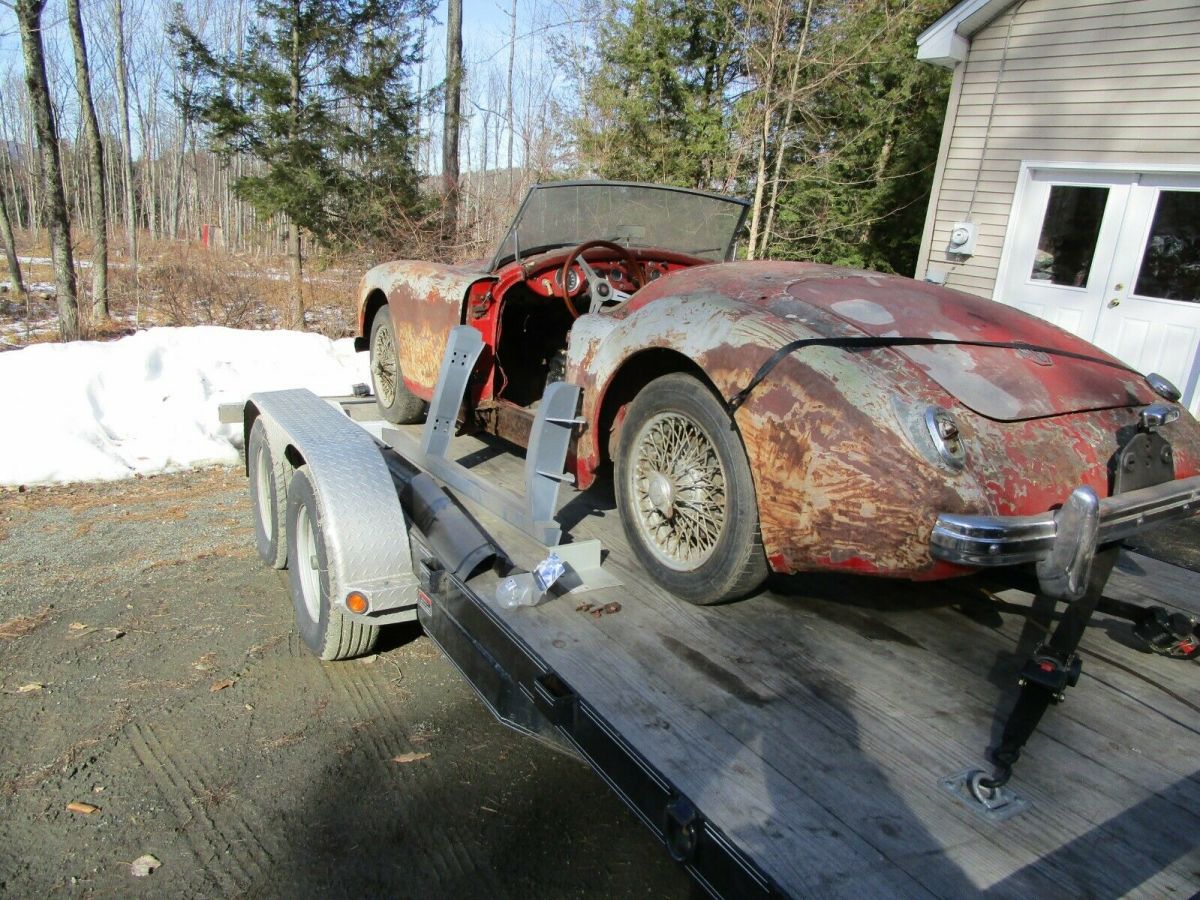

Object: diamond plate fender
[245,389,419,623]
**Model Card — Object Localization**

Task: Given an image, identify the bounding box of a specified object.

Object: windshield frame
[489,180,750,272]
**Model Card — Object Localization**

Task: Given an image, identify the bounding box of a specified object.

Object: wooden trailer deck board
[382,423,1200,898]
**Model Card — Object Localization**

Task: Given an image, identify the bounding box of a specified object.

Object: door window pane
[1133,190,1200,303]
[1030,185,1108,286]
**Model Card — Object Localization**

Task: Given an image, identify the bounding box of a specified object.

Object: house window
[1030,185,1107,287]
[1133,190,1200,303]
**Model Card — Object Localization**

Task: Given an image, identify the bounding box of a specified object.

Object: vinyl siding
[915,0,1200,298]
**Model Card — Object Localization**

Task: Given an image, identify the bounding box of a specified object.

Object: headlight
[924,406,966,470]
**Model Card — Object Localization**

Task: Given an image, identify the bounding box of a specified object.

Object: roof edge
[916,0,1019,67]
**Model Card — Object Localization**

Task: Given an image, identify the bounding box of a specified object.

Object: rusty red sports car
[356,180,1200,605]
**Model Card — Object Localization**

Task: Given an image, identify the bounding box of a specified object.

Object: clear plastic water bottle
[496,572,539,609]
[495,553,565,609]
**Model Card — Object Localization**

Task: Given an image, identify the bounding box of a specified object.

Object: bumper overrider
[931,476,1200,599]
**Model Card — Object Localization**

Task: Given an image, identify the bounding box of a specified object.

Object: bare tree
[0,176,25,302]
[114,0,139,319]
[14,0,79,340]
[67,0,110,322]
[759,0,813,253]
[505,0,516,195]
[442,0,462,246]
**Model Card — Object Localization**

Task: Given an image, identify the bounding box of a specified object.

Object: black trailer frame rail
[411,547,783,900]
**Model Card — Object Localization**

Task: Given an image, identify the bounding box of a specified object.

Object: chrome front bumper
[930,475,1200,598]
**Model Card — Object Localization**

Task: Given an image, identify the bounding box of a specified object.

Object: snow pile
[0,326,370,487]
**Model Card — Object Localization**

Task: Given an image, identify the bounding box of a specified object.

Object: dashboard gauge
[648,266,662,281]
[555,267,583,293]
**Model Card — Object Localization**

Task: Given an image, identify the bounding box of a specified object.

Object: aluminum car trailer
[223,332,1200,899]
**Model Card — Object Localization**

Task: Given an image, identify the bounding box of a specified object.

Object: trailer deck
[369,417,1199,899]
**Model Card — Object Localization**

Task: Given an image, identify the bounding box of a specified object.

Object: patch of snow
[0,326,370,487]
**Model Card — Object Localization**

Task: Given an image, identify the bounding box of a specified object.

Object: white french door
[999,167,1200,414]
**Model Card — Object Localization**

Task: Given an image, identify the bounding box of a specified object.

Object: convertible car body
[357,181,1200,605]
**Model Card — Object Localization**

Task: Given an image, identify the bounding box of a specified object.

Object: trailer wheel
[615,373,767,605]
[248,417,287,569]
[285,466,380,660]
[370,305,426,424]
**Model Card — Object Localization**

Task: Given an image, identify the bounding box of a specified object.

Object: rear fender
[358,261,494,398]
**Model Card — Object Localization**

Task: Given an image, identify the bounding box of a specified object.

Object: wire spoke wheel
[371,320,398,409]
[631,411,728,570]
[615,373,767,605]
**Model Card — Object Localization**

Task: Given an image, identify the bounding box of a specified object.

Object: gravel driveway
[0,468,690,898]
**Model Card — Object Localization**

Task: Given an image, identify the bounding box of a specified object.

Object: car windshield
[491,181,748,270]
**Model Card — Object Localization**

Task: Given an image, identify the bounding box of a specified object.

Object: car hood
[633,261,1157,421]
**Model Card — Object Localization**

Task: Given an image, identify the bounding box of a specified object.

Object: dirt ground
[0,468,692,898]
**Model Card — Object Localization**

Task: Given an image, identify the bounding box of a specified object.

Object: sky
[0,0,565,171]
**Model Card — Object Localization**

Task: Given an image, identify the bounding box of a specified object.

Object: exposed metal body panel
[357,260,494,395]
[245,389,419,624]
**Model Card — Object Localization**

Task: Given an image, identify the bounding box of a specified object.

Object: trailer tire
[615,373,767,605]
[285,466,379,660]
[370,305,426,425]
[248,417,287,569]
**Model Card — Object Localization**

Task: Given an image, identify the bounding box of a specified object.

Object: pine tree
[576,0,742,189]
[173,0,429,329]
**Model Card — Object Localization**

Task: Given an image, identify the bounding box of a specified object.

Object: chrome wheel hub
[647,472,675,517]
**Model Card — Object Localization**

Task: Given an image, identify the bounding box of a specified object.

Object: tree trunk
[114,0,139,321]
[761,0,813,254]
[286,0,305,329]
[0,178,25,302]
[67,0,109,322]
[288,220,303,329]
[743,0,786,260]
[505,0,516,195]
[16,0,79,340]
[442,0,463,248]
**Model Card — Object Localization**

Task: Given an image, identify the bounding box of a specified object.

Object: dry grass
[0,607,52,641]
[0,467,242,510]
[1,230,365,347]
[72,504,191,537]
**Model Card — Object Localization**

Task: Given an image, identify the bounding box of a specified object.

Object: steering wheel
[559,240,647,320]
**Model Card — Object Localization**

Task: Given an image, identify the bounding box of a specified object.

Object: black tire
[615,373,768,605]
[248,417,287,569]
[369,305,426,424]
[285,466,379,660]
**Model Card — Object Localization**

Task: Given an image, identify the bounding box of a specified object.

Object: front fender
[567,294,992,577]
[357,261,493,396]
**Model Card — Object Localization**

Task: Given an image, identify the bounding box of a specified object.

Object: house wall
[915,0,1200,297]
